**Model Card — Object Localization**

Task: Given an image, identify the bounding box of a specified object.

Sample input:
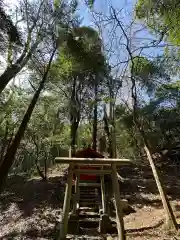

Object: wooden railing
[55,157,131,240]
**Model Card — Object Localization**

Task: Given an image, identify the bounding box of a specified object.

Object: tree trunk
[35,162,47,181]
[69,76,80,155]
[110,102,116,158]
[103,105,113,158]
[0,40,39,94]
[92,80,98,151]
[105,76,116,158]
[34,141,47,181]
[44,153,47,181]
[70,121,79,155]
[0,122,10,164]
[0,65,21,93]
[0,48,56,190]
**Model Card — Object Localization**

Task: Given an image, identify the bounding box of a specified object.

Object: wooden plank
[74,169,112,175]
[111,163,125,240]
[58,164,74,240]
[76,182,101,187]
[72,174,80,214]
[55,157,131,165]
[101,174,107,214]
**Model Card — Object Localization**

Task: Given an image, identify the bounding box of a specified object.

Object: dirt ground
[0,162,180,239]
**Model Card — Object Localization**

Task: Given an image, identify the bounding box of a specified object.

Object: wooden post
[73,173,80,214]
[100,170,107,214]
[111,163,125,240]
[144,145,178,230]
[58,164,74,240]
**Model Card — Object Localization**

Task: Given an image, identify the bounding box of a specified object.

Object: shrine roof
[74,147,104,158]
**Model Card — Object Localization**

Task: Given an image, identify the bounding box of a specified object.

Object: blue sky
[77,0,164,62]
[75,0,167,104]
[4,0,166,103]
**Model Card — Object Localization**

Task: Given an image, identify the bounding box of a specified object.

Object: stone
[108,198,135,217]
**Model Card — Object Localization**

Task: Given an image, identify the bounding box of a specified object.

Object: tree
[0,0,76,94]
[135,0,180,46]
[50,26,107,153]
[139,81,180,156]
[111,6,178,230]
[0,43,57,189]
[0,1,21,47]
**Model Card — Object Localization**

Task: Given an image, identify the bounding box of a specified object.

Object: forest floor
[0,162,180,239]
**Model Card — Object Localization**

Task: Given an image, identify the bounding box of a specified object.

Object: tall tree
[0,0,76,94]
[111,6,178,230]
[50,26,107,153]
[0,44,57,190]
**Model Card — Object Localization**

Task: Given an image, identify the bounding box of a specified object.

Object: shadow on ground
[104,161,180,210]
[2,226,58,239]
[0,161,180,239]
[0,174,66,217]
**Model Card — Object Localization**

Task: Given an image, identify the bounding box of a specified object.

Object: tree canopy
[135,0,180,46]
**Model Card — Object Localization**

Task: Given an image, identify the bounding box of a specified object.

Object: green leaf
[87,0,96,8]
[135,0,180,47]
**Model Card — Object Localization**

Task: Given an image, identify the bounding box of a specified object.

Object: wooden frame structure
[55,157,131,240]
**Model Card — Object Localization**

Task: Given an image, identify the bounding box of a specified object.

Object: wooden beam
[74,169,112,175]
[58,164,74,240]
[74,182,101,187]
[101,174,107,214]
[111,163,125,240]
[72,174,79,214]
[55,157,131,165]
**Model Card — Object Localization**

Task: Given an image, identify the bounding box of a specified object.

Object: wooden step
[78,212,100,219]
[80,189,98,192]
[79,206,99,211]
[79,201,99,207]
[79,218,99,228]
[80,194,98,197]
[80,194,98,198]
[67,236,102,240]
[79,183,101,187]
[79,207,99,212]
[80,192,98,196]
[79,198,99,202]
[80,190,98,194]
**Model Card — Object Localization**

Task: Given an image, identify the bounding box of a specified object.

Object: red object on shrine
[73,148,104,181]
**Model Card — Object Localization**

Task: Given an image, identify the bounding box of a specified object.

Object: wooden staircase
[55,157,132,240]
[78,184,101,231]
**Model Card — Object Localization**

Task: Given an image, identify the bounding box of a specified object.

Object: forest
[0,0,180,239]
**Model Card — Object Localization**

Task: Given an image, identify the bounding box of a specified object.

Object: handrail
[55,157,131,165]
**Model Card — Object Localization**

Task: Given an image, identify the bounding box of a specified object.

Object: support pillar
[58,164,74,240]
[72,173,80,214]
[101,174,107,214]
[111,163,125,240]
